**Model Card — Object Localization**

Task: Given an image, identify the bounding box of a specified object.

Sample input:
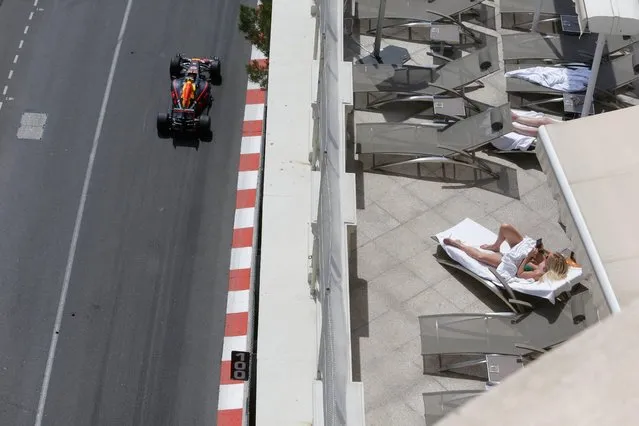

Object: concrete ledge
[255,0,318,424]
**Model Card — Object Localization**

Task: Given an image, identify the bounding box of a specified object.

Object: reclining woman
[443,223,569,283]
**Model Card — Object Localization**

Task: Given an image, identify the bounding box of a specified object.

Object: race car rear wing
[172,108,196,115]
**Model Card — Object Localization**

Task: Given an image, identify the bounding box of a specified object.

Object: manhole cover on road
[17,112,47,140]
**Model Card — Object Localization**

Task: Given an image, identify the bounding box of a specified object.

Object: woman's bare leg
[443,238,502,267]
[480,224,524,252]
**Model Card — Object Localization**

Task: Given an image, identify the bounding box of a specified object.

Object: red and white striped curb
[216,44,267,426]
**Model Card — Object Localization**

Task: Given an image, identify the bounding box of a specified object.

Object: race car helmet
[187,64,198,78]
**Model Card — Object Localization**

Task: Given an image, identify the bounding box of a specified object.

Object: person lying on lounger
[443,223,569,282]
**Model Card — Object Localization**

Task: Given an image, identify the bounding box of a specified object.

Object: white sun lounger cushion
[435,218,583,302]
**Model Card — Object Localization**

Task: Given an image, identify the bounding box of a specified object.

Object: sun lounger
[353,42,499,95]
[361,13,487,52]
[456,353,529,381]
[507,91,624,117]
[505,55,638,115]
[505,53,639,95]
[433,218,584,308]
[357,92,493,120]
[434,245,533,313]
[501,0,576,15]
[502,32,638,64]
[419,291,596,367]
[355,0,487,21]
[356,97,541,156]
[500,0,577,32]
[423,390,486,425]
[423,357,531,423]
[355,103,512,176]
[423,360,529,423]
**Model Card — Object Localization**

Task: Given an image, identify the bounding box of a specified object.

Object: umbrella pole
[580,33,607,117]
[373,0,387,62]
[531,0,544,32]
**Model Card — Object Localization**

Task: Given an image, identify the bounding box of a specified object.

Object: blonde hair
[543,253,569,281]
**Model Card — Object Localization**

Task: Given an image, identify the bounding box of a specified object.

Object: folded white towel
[505,66,591,92]
[491,132,536,151]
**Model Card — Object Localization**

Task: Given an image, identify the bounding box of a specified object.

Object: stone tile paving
[350,152,574,425]
[346,3,606,424]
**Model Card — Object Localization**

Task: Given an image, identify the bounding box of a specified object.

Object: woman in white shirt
[443,223,569,282]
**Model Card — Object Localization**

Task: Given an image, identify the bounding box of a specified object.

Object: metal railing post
[581,33,607,117]
[531,0,544,32]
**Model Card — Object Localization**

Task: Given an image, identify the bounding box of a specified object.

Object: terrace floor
[345,2,608,424]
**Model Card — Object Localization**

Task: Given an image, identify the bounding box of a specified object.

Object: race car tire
[197,115,211,137]
[157,113,171,138]
[170,56,183,79]
[210,61,222,86]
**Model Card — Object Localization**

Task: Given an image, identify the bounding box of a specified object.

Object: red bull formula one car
[157,54,222,139]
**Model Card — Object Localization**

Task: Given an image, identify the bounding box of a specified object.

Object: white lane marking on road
[13,55,19,64]
[19,40,24,49]
[24,25,29,34]
[0,102,3,112]
[34,0,38,7]
[29,12,34,20]
[8,70,13,79]
[17,112,47,140]
[34,0,135,424]
[2,86,7,95]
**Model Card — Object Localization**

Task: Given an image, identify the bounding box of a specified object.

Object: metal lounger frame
[353,41,500,95]
[419,312,569,375]
[490,145,538,155]
[358,90,484,113]
[500,0,576,15]
[505,54,639,95]
[355,103,513,178]
[423,390,486,425]
[502,32,638,64]
[360,12,486,50]
[500,0,581,33]
[418,291,595,364]
[507,92,623,117]
[354,0,487,21]
[432,244,533,313]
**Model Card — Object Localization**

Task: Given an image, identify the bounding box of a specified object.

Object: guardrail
[315,0,364,424]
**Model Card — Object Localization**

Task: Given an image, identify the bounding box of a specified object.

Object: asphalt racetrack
[0,0,249,424]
